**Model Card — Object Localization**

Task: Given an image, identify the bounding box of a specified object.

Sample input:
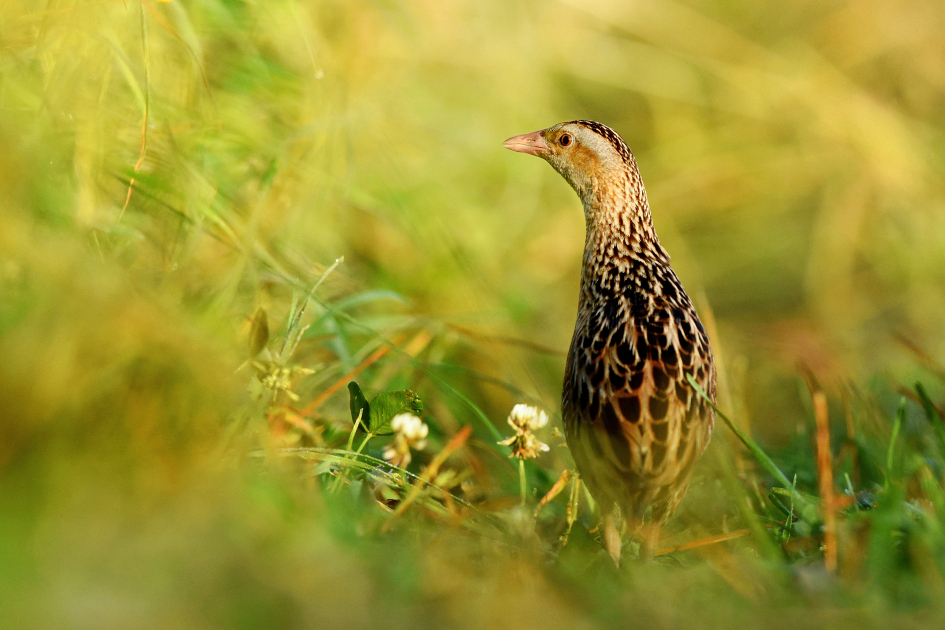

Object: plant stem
[355,432,373,456]
[519,458,527,506]
[345,409,364,452]
[332,410,367,491]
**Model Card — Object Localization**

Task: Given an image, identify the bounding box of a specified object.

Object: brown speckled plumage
[504,121,717,561]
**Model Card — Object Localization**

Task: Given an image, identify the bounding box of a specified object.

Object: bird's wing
[567,287,715,488]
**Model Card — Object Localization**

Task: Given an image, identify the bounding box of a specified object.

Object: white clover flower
[498,404,550,460]
[390,413,429,446]
[507,404,548,432]
[383,413,428,468]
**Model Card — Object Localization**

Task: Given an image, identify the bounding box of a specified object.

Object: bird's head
[503,120,637,204]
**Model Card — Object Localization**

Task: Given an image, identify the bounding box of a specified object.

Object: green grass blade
[687,373,818,520]
[885,398,905,491]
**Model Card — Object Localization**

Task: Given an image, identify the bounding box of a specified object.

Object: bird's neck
[579,175,670,291]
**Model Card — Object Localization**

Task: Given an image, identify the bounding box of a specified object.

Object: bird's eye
[559,134,572,147]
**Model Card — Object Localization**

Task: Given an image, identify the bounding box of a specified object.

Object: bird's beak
[502,130,550,157]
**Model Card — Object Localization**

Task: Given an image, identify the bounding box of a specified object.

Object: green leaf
[368,389,424,436]
[346,382,424,436]
[348,381,370,429]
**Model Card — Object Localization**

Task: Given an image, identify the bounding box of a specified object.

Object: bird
[503,121,717,563]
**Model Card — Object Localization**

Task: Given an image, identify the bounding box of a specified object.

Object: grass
[3,0,945,627]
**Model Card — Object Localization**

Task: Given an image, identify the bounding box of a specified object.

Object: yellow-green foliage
[3,1,945,628]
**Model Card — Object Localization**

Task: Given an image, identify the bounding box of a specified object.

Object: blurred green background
[3,0,945,627]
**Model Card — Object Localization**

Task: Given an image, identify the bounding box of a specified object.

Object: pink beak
[502,130,550,157]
